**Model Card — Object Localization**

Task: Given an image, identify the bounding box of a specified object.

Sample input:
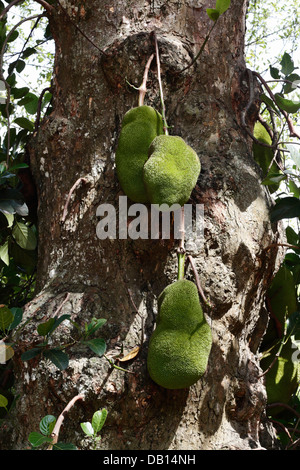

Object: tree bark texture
[1,0,284,450]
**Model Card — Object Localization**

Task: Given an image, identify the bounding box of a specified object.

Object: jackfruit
[253,122,279,194]
[147,279,212,389]
[143,135,201,209]
[115,105,164,203]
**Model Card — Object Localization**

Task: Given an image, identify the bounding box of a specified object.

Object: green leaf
[0,305,14,331]
[261,172,286,186]
[270,197,300,223]
[215,0,231,14]
[0,188,28,216]
[43,349,69,370]
[280,52,295,76]
[21,347,41,362]
[286,226,299,247]
[40,415,56,436]
[7,30,18,43]
[260,93,281,116]
[0,394,8,408]
[286,311,300,339]
[206,0,230,20]
[48,314,71,335]
[286,143,300,168]
[37,318,55,337]
[11,87,30,99]
[21,47,37,59]
[9,242,37,273]
[53,442,77,450]
[274,93,300,114]
[28,431,53,448]
[83,338,106,357]
[12,221,37,250]
[206,8,220,21]
[270,66,281,79]
[13,117,34,132]
[9,307,23,330]
[85,318,107,336]
[288,179,300,198]
[80,421,94,437]
[283,73,300,94]
[15,60,25,73]
[0,240,9,266]
[92,408,108,434]
[18,92,38,115]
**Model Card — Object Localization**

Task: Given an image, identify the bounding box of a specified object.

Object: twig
[104,354,135,374]
[178,20,217,74]
[54,292,70,317]
[187,255,211,309]
[263,242,300,252]
[267,402,300,419]
[34,86,52,131]
[0,0,53,21]
[270,419,293,443]
[48,393,84,450]
[138,54,154,107]
[127,288,144,349]
[61,177,87,223]
[0,13,45,165]
[253,71,300,140]
[241,69,277,150]
[153,32,168,135]
[177,207,185,281]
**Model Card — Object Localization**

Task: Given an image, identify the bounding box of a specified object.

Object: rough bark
[1,0,284,450]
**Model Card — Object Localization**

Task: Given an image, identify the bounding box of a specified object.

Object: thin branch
[253,71,300,140]
[187,255,211,310]
[127,288,144,349]
[153,32,168,135]
[178,20,217,74]
[35,86,52,131]
[177,207,185,281]
[268,402,300,419]
[48,393,84,450]
[104,354,135,374]
[54,292,70,317]
[263,242,300,252]
[138,53,154,107]
[241,69,277,150]
[0,0,53,20]
[61,177,88,223]
[0,13,45,165]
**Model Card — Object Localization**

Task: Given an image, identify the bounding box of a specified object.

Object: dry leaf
[118,346,140,362]
[0,342,14,363]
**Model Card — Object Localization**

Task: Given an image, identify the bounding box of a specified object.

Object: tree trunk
[1,0,284,450]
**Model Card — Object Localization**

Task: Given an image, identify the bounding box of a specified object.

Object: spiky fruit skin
[253,122,279,194]
[143,135,201,209]
[147,279,212,389]
[115,106,164,203]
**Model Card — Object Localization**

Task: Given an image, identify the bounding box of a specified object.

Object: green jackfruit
[143,135,201,209]
[147,279,212,389]
[115,105,164,203]
[253,122,279,194]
